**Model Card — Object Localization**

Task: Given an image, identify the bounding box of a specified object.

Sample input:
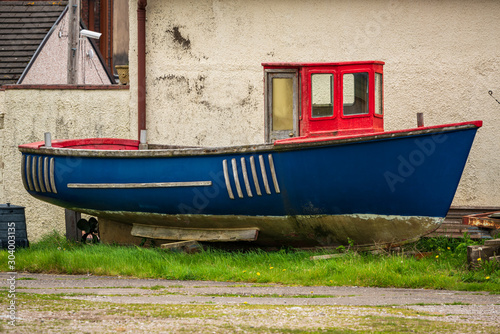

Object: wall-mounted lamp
[80,29,102,40]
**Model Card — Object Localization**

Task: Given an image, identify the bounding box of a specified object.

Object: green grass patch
[1,231,499,292]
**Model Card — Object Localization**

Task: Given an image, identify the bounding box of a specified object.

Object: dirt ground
[1,272,499,333]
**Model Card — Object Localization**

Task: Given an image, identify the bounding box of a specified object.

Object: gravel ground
[1,272,499,333]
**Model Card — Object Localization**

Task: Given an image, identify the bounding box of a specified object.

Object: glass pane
[375,73,383,115]
[343,72,369,115]
[272,78,294,131]
[311,74,333,118]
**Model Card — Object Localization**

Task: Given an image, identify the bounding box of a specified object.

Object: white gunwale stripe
[31,156,41,192]
[21,155,29,191]
[223,159,234,199]
[67,181,212,189]
[49,157,57,194]
[240,157,253,197]
[44,157,52,193]
[259,155,271,195]
[231,158,244,198]
[37,156,46,192]
[268,154,280,194]
[249,156,262,196]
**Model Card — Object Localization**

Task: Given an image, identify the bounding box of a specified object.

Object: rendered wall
[129,0,500,208]
[0,87,130,241]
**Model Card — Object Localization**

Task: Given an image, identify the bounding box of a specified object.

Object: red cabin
[263,61,384,143]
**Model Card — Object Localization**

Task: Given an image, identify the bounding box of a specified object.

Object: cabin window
[265,70,299,142]
[375,73,383,115]
[272,78,294,131]
[343,72,369,115]
[311,74,334,118]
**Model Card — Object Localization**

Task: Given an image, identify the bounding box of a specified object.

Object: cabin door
[265,71,299,143]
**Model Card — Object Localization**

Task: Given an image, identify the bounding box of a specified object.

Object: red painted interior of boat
[18,138,139,150]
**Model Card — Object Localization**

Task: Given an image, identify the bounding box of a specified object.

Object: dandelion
[244,302,248,304]
[310,291,314,294]
[477,258,482,261]
[282,269,286,271]
[486,276,490,280]
[329,280,333,283]
[257,272,260,276]
[242,270,246,273]
[269,267,274,270]
[447,247,450,250]
[435,255,439,259]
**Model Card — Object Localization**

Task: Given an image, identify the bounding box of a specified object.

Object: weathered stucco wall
[1,87,130,241]
[0,89,5,203]
[129,0,500,208]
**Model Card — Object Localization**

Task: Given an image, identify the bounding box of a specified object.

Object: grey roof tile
[0,0,68,86]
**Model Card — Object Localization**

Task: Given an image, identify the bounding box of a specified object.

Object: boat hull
[19,122,480,247]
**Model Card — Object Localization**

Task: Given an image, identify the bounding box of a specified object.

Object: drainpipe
[137,0,147,140]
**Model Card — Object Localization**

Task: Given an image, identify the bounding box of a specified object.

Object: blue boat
[18,61,482,247]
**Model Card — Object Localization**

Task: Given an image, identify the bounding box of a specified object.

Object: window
[311,74,333,118]
[343,73,369,115]
[375,73,383,115]
[272,78,294,131]
[265,70,298,142]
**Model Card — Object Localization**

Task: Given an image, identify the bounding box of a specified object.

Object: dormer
[263,61,384,143]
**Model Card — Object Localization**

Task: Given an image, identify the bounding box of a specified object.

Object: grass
[1,231,499,293]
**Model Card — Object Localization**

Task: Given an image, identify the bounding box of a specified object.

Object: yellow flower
[243,301,248,304]
[447,247,450,250]
[329,280,333,283]
[256,272,260,276]
[282,269,286,271]
[486,276,490,280]
[242,270,246,273]
[269,267,274,269]
[435,255,439,259]
[477,258,482,261]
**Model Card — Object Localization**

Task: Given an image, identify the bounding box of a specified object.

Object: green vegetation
[1,231,498,292]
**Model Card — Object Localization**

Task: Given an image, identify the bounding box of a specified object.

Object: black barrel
[0,203,29,249]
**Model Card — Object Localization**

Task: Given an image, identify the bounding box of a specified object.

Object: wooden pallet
[424,207,500,239]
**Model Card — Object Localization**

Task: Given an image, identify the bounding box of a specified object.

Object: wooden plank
[160,240,202,253]
[310,254,346,261]
[484,239,500,247]
[131,224,259,242]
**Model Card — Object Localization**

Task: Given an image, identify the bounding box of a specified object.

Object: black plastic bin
[0,203,29,249]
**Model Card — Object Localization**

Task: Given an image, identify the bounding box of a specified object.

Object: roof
[0,1,68,86]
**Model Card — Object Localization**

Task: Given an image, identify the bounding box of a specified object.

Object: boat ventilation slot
[21,155,57,194]
[223,154,280,200]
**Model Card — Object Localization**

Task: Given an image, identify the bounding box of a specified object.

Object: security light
[80,29,102,40]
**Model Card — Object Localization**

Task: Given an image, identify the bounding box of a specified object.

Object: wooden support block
[131,224,259,242]
[467,245,498,267]
[65,209,81,241]
[484,239,500,248]
[310,254,346,261]
[489,255,500,262]
[161,240,202,253]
